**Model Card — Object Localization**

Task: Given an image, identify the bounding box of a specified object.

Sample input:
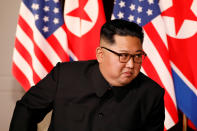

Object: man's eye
[135,54,142,58]
[120,54,129,58]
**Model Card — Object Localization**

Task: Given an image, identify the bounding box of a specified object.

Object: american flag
[112,0,178,130]
[12,0,71,91]
[12,0,106,91]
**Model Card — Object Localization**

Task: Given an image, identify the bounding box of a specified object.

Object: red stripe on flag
[144,23,172,75]
[18,15,53,72]
[142,58,178,123]
[143,23,179,123]
[142,58,162,84]
[47,33,69,62]
[164,91,178,123]
[61,25,69,38]
[12,62,30,91]
[188,119,197,130]
[15,38,41,84]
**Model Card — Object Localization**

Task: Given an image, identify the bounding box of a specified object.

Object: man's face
[97,35,143,86]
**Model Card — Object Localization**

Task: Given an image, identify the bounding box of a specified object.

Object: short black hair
[100,19,144,44]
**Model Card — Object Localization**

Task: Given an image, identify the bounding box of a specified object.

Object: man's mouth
[123,71,133,76]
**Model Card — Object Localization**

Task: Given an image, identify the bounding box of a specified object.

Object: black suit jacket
[10,60,165,131]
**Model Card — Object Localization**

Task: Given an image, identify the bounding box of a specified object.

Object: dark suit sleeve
[146,88,165,131]
[9,62,61,131]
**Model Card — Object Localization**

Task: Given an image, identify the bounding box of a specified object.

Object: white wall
[0,0,53,130]
[0,0,25,130]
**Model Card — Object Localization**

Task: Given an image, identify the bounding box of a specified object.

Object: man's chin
[119,79,133,86]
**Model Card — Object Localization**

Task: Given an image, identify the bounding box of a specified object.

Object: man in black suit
[10,19,165,131]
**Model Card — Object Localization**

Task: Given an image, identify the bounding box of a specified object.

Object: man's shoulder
[58,60,98,69]
[136,72,164,94]
[55,60,98,76]
[131,72,165,106]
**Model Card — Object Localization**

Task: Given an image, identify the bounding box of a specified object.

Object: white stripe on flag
[152,16,168,49]
[164,107,176,129]
[191,0,197,16]
[54,26,78,61]
[143,32,177,105]
[54,27,69,53]
[13,48,34,86]
[16,25,48,79]
[171,61,197,96]
[140,67,147,76]
[159,0,172,12]
[20,2,61,66]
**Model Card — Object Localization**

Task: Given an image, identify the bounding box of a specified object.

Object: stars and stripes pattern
[12,0,106,91]
[112,0,178,130]
[12,0,71,91]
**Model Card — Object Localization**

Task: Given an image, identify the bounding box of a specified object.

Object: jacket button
[98,112,104,118]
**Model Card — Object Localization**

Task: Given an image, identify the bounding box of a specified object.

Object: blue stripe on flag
[69,56,74,62]
[172,69,197,127]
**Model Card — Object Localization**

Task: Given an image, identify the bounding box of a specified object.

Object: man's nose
[125,57,134,68]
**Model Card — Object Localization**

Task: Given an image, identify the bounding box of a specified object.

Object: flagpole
[183,113,187,131]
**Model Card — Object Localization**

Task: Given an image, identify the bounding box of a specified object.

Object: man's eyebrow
[118,49,143,53]
[136,50,143,52]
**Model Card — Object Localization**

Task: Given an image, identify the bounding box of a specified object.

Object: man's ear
[96,47,103,63]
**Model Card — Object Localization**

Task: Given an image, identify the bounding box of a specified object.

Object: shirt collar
[87,62,110,97]
[112,75,140,101]
[86,60,140,100]
[111,86,130,102]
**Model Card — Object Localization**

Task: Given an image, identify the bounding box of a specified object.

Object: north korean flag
[63,0,106,60]
[161,0,197,129]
